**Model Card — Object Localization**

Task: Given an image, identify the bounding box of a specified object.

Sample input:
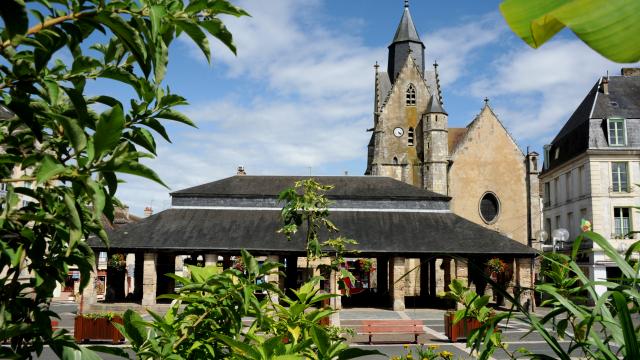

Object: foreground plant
[117,250,381,359]
[0,0,247,358]
[469,231,640,360]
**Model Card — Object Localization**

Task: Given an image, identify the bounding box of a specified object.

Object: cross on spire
[484,97,490,105]
[404,0,409,8]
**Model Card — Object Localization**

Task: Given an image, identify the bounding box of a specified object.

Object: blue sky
[115,0,637,215]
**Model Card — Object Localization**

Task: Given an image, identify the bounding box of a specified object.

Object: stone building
[540,68,640,296]
[365,3,540,246]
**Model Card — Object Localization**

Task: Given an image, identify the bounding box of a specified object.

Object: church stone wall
[448,108,529,244]
[374,58,431,187]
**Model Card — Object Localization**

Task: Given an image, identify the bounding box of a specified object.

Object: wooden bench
[361,320,424,344]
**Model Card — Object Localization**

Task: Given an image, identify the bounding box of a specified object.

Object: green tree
[500,0,640,62]
[0,0,247,358]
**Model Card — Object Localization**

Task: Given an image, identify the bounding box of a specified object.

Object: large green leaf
[175,19,210,62]
[94,104,125,157]
[36,155,66,184]
[500,0,640,62]
[0,0,28,41]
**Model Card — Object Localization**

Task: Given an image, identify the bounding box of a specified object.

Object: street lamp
[541,228,570,252]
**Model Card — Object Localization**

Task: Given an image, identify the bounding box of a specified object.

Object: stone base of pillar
[391,256,406,311]
[142,253,157,306]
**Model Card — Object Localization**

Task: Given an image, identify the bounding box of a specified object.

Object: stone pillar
[266,255,280,304]
[329,266,342,310]
[419,258,429,299]
[429,259,437,298]
[142,253,157,306]
[81,263,97,308]
[391,256,406,311]
[516,257,535,311]
[455,258,468,285]
[204,254,218,267]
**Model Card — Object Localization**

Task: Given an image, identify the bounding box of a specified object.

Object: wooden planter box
[74,316,124,344]
[444,312,481,342]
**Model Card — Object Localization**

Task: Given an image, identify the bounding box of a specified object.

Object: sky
[112,0,638,216]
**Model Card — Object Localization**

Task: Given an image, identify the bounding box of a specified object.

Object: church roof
[171,175,448,200]
[391,5,422,44]
[448,128,467,153]
[426,94,447,114]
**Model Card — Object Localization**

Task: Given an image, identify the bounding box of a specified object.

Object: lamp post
[541,228,570,252]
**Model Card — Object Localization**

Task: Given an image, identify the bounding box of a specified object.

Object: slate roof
[448,128,467,153]
[171,175,449,200]
[426,94,447,115]
[93,208,536,256]
[391,6,422,44]
[545,74,640,173]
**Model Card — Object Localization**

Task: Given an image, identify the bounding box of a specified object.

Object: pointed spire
[392,3,422,43]
[427,94,447,115]
[433,61,443,105]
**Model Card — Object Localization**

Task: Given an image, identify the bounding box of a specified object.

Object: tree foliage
[0,0,247,358]
[117,250,382,359]
[500,0,640,63]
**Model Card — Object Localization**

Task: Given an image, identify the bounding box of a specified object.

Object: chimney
[601,77,609,95]
[236,166,246,176]
[144,206,153,217]
[622,68,640,76]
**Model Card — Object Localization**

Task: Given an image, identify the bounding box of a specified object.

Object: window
[406,84,416,106]
[567,212,574,238]
[479,192,500,224]
[393,156,398,165]
[545,218,552,235]
[608,118,626,146]
[554,178,559,205]
[578,165,584,195]
[565,171,572,200]
[543,182,551,207]
[555,215,561,230]
[611,162,629,192]
[408,127,414,146]
[614,207,631,238]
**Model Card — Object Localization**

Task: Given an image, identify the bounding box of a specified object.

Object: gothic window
[479,192,500,224]
[408,127,414,146]
[406,84,416,106]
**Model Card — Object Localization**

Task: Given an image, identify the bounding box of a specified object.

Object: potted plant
[486,257,511,306]
[439,279,493,342]
[74,312,124,344]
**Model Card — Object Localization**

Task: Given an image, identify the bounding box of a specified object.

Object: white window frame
[608,118,627,146]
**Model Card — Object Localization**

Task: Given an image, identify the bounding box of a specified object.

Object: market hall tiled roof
[94,175,536,257]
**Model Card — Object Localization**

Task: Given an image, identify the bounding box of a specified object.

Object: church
[365,3,541,247]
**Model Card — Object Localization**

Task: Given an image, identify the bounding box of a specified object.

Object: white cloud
[470,39,635,143]
[425,13,507,86]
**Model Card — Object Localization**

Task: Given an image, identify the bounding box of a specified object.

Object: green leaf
[149,5,165,42]
[94,104,125,157]
[175,20,210,62]
[153,37,168,83]
[155,109,196,127]
[612,291,640,359]
[50,113,87,153]
[500,0,640,63]
[36,155,66,184]
[112,160,167,188]
[199,19,236,55]
[94,12,149,75]
[0,0,28,41]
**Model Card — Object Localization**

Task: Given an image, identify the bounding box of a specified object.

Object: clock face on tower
[393,127,404,137]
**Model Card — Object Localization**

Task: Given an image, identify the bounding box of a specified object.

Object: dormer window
[408,127,414,146]
[406,84,416,106]
[608,118,627,146]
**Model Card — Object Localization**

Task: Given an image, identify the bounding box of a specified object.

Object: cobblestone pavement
[26,303,583,359]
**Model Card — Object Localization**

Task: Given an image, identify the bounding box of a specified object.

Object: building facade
[365,3,540,246]
[540,68,640,295]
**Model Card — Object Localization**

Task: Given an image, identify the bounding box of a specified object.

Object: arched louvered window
[408,127,414,146]
[406,84,416,106]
